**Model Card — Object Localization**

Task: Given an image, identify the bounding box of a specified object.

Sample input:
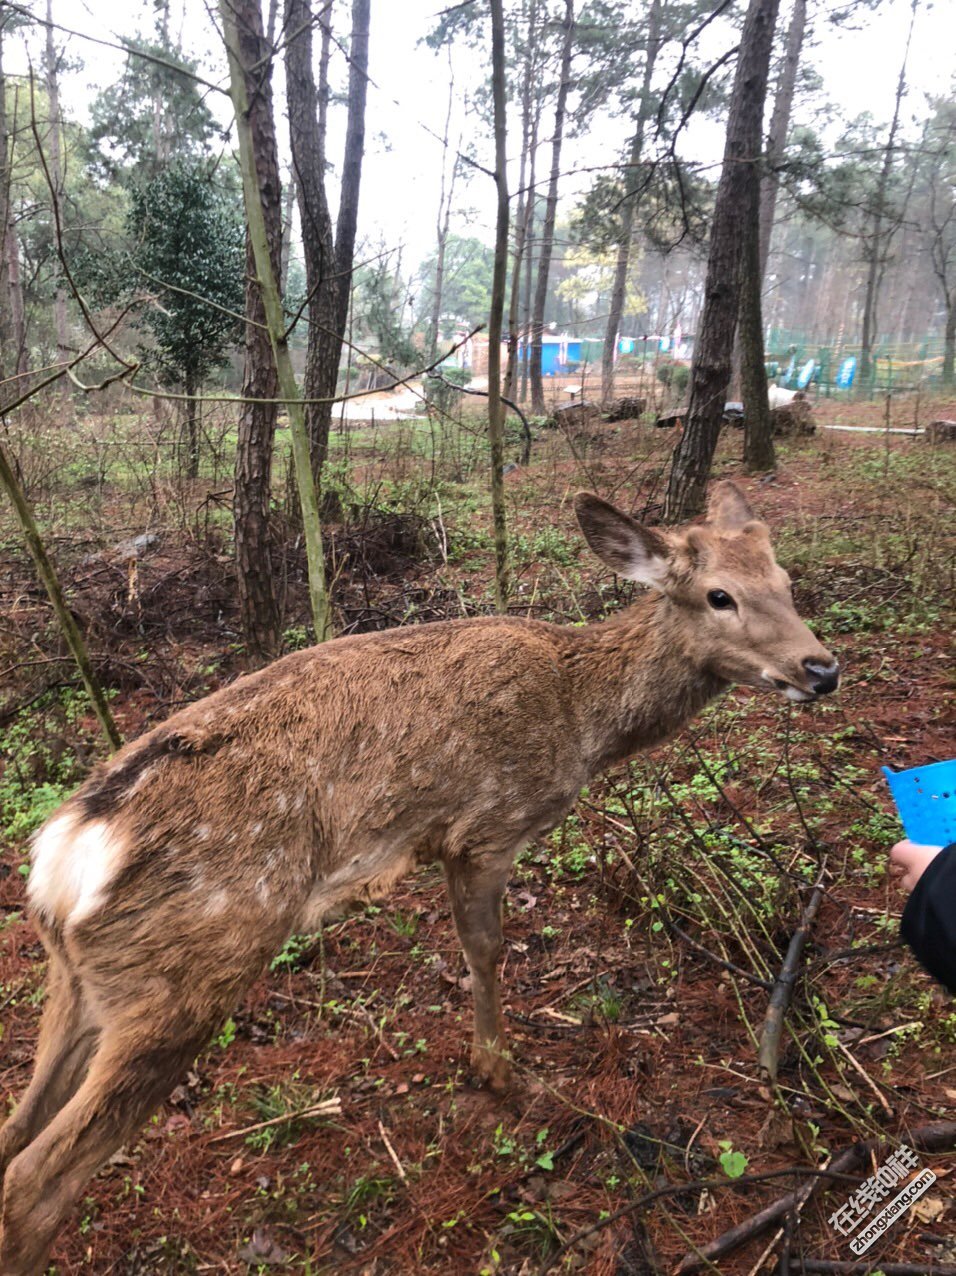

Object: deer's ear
[706,480,759,532]
[574,493,671,587]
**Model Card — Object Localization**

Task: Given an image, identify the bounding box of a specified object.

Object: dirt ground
[0,398,954,1274]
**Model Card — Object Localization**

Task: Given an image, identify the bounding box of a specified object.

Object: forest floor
[0,394,954,1274]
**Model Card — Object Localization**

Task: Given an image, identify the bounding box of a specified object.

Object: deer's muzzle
[803,658,840,697]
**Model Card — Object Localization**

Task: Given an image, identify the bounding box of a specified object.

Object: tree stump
[604,396,646,422]
[769,399,814,437]
[546,401,601,431]
[925,419,956,443]
[655,409,685,429]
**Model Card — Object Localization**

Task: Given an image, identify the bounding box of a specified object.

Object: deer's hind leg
[0,1011,213,1276]
[0,951,99,1183]
[444,849,518,1094]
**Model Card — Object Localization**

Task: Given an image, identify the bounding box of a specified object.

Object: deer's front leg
[443,851,515,1094]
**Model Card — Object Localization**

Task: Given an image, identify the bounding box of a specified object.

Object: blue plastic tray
[882,760,956,846]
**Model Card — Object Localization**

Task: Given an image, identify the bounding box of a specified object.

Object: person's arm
[892,841,956,995]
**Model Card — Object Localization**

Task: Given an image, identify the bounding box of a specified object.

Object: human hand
[890,840,944,892]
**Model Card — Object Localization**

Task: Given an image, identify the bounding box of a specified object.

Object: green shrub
[424,366,471,418]
[656,360,690,396]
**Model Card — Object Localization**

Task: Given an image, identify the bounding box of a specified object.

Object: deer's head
[575,481,839,702]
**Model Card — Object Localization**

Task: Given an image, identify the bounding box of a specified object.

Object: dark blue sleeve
[900,843,956,995]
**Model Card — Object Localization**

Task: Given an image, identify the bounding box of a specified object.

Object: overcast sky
[7,0,954,270]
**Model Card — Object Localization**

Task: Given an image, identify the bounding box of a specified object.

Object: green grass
[0,688,97,846]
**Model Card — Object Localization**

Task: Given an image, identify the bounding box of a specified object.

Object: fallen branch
[537,1166,861,1276]
[676,1121,956,1273]
[676,1164,825,1274]
[757,866,827,1080]
[835,1038,894,1118]
[378,1119,407,1181]
[796,1264,956,1276]
[663,912,774,990]
[208,1096,341,1143]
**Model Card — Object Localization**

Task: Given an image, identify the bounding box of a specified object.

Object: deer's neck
[563,595,727,775]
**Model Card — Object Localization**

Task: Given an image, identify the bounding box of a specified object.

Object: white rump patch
[29,811,128,926]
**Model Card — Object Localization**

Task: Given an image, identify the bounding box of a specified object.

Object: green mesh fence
[764,330,950,398]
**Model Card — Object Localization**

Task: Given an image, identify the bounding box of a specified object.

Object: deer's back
[30,618,585,957]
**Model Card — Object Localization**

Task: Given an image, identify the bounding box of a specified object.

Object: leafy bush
[424,366,471,418]
[656,360,690,396]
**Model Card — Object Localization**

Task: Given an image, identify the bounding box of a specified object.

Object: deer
[0,481,838,1273]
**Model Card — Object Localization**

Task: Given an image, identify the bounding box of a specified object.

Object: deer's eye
[707,589,736,611]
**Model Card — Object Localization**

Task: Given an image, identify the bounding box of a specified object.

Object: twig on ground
[675,1121,956,1273]
[536,1165,861,1276]
[677,1167,823,1275]
[783,710,821,855]
[758,866,828,1081]
[663,913,774,989]
[778,1210,794,1276]
[812,940,902,964]
[536,969,611,1010]
[835,1038,894,1118]
[377,1119,407,1181]
[795,1264,956,1276]
[857,1021,922,1048]
[208,1097,341,1143]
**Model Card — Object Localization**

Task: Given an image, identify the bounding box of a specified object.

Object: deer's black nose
[803,658,840,696]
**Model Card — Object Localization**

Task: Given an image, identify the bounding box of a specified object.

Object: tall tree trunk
[943,303,955,388]
[860,0,916,389]
[740,209,774,471]
[488,0,510,611]
[428,51,458,362]
[266,0,280,43]
[280,169,295,297]
[429,202,451,362]
[503,0,537,402]
[518,107,539,403]
[0,17,9,392]
[286,0,335,472]
[44,0,71,413]
[3,215,28,383]
[741,0,802,469]
[286,0,369,484]
[601,0,662,406]
[222,0,332,646]
[152,0,171,167]
[664,0,779,522]
[230,0,283,664]
[332,2,369,346]
[757,0,805,279]
[0,21,28,394]
[184,370,200,479]
[729,0,804,400]
[529,0,573,416]
[502,49,528,401]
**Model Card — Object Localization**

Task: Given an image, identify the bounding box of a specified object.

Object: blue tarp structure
[517,338,583,375]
